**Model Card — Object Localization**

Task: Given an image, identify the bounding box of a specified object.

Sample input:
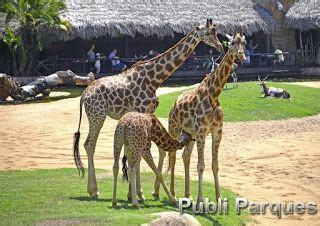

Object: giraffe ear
[226,33,233,42]
[206,19,210,27]
[239,29,244,37]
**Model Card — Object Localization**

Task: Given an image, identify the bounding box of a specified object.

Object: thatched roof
[285,0,320,30]
[0,13,5,35]
[54,0,275,40]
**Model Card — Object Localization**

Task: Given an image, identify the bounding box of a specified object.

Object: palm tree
[0,0,70,76]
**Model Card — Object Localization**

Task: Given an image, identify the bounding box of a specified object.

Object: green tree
[0,0,70,76]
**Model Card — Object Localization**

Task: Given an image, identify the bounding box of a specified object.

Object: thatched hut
[285,0,320,31]
[54,0,275,40]
[284,0,320,65]
[1,0,277,75]
[32,0,278,75]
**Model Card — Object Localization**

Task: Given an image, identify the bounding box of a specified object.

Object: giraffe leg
[127,183,132,202]
[84,116,105,198]
[152,148,166,200]
[212,127,222,201]
[129,164,139,208]
[168,150,176,197]
[112,133,122,207]
[167,120,180,198]
[182,140,195,199]
[136,156,145,202]
[196,136,206,204]
[142,149,176,205]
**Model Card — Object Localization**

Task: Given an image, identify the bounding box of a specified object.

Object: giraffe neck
[151,116,184,151]
[207,50,236,104]
[136,29,201,90]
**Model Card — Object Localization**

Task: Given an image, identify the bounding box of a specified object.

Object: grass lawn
[0,168,248,225]
[155,82,320,121]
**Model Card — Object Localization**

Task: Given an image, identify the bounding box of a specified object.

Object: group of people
[86,44,127,75]
[86,39,284,75]
[201,39,285,70]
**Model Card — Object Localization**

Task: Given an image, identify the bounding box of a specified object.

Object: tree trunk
[0,71,95,101]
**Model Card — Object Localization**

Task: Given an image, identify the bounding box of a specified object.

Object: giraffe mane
[129,28,197,69]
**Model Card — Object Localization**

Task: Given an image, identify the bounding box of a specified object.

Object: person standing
[203,49,214,70]
[247,39,258,65]
[108,49,127,72]
[95,53,101,75]
[87,44,96,72]
[248,39,258,55]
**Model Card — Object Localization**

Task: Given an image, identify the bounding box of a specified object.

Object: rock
[147,212,201,226]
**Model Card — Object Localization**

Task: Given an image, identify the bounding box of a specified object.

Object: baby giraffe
[112,112,192,208]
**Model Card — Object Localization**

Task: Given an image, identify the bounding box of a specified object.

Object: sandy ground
[0,84,319,225]
[287,81,320,88]
[155,84,198,96]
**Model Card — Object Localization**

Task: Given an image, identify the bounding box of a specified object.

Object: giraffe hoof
[89,190,100,199]
[132,202,140,209]
[90,194,99,200]
[152,192,160,200]
[170,197,177,205]
[138,194,146,202]
[197,198,204,206]
[112,202,117,208]
[185,195,193,202]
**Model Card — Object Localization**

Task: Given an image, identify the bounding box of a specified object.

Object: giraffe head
[226,31,247,62]
[179,130,193,145]
[196,19,223,52]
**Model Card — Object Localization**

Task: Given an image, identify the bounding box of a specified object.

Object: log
[0,70,95,101]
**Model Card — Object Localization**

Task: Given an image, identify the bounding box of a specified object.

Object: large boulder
[147,212,201,226]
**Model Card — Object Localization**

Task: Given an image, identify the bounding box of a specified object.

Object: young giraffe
[153,32,247,203]
[73,19,222,198]
[112,112,192,208]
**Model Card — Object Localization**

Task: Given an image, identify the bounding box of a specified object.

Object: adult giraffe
[73,19,223,198]
[153,32,246,203]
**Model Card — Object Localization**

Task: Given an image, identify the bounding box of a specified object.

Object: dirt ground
[0,84,319,225]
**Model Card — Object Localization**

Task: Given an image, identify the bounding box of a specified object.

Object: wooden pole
[310,32,314,63]
[299,31,304,60]
[124,36,129,57]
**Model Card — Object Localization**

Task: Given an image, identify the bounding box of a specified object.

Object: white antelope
[258,75,291,99]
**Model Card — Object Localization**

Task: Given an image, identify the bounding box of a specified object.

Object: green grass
[0,168,248,226]
[155,82,320,121]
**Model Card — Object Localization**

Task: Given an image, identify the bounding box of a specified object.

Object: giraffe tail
[122,153,129,182]
[73,97,85,176]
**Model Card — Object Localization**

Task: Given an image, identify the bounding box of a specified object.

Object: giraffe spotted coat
[153,32,247,203]
[73,19,222,198]
[112,112,191,208]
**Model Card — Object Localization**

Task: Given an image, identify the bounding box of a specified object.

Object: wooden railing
[34,52,304,76]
